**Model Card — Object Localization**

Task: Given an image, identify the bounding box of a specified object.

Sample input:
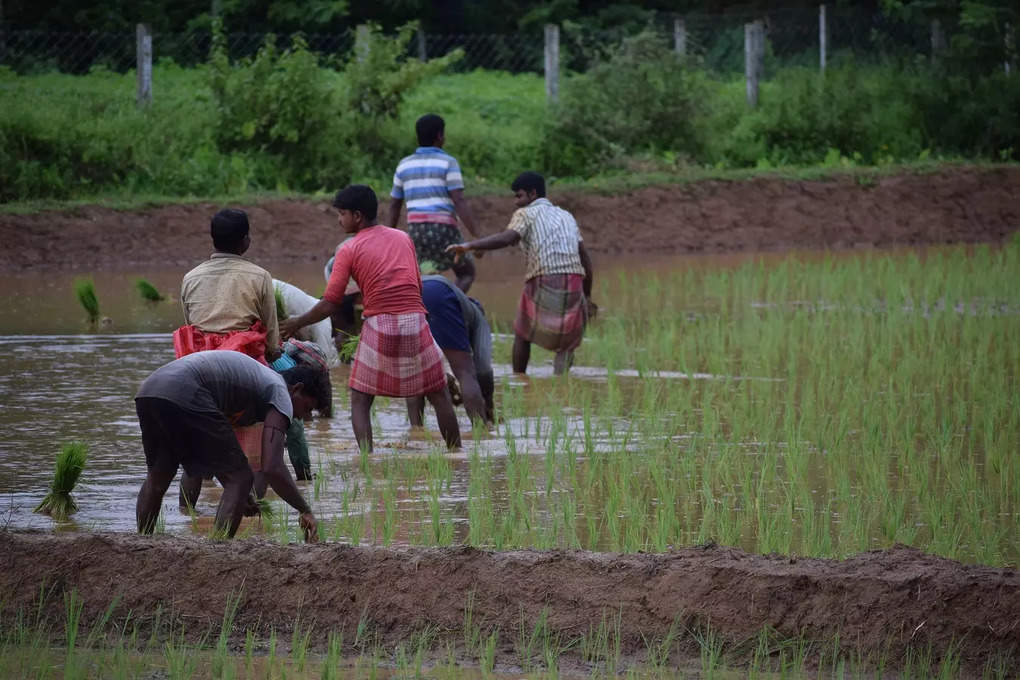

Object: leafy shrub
[540,30,713,177]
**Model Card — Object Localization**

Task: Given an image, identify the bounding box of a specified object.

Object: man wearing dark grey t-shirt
[134,350,329,541]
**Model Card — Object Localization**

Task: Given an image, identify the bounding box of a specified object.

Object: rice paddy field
[1,240,1018,678]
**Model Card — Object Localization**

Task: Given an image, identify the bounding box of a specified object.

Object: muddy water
[0,254,757,539]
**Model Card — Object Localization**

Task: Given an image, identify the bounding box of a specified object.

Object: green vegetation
[256,243,1019,567]
[73,278,100,325]
[2,24,1017,205]
[33,442,88,521]
[134,278,164,302]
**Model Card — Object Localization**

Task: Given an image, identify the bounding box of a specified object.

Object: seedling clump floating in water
[34,441,88,521]
[135,278,164,302]
[73,278,100,325]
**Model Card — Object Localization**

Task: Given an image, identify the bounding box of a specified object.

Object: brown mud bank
[2,532,1017,674]
[2,166,1018,272]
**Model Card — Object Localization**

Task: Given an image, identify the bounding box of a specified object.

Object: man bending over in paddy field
[135,350,327,541]
[280,184,461,453]
[410,270,495,427]
[447,171,595,376]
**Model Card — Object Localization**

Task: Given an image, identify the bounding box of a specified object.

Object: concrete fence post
[930,18,947,62]
[211,0,221,17]
[744,20,764,108]
[674,17,687,59]
[417,27,426,61]
[819,4,827,72]
[545,24,559,103]
[1006,23,1015,75]
[355,24,371,62]
[136,23,152,108]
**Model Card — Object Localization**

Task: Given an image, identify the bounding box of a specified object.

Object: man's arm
[449,189,478,238]
[261,408,318,542]
[279,298,340,341]
[259,275,282,361]
[578,241,594,298]
[384,197,404,228]
[447,229,520,260]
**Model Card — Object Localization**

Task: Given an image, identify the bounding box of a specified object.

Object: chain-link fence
[0,6,1005,78]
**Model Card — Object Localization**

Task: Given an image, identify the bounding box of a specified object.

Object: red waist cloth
[172,321,270,365]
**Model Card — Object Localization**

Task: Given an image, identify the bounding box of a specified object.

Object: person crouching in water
[280,185,460,452]
[135,350,327,541]
[447,171,595,375]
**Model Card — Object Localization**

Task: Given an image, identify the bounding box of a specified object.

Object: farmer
[408,273,495,426]
[447,171,595,376]
[272,279,340,368]
[280,184,460,452]
[383,113,481,293]
[135,350,327,541]
[175,208,281,364]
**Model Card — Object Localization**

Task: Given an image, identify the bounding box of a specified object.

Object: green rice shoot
[73,279,100,324]
[134,278,164,302]
[257,498,275,520]
[34,442,88,521]
[338,334,360,363]
[274,286,287,321]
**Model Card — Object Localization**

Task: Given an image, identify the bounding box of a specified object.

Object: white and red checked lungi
[514,273,587,352]
[349,312,446,397]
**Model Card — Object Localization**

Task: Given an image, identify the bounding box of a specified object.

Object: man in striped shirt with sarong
[384,113,480,293]
[447,172,595,376]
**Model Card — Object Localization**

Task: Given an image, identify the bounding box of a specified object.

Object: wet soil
[1,166,1018,272]
[2,532,1017,674]
[3,167,1019,674]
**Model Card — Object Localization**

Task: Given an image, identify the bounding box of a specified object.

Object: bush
[541,30,714,177]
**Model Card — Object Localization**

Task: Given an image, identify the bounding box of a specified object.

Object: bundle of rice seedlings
[338,333,360,362]
[135,278,164,302]
[34,442,88,521]
[256,498,274,519]
[73,279,100,325]
[274,286,287,320]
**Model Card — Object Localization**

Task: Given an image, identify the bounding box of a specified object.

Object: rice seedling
[73,278,100,325]
[274,284,287,321]
[134,278,164,302]
[33,441,87,521]
[338,332,360,363]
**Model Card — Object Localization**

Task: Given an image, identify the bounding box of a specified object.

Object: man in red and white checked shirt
[280,185,461,452]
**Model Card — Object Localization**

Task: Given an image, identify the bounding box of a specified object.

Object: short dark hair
[210,209,250,251]
[511,171,546,198]
[280,365,332,414]
[416,113,445,146]
[332,185,378,222]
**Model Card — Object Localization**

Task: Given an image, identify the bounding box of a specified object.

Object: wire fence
[0,6,1008,78]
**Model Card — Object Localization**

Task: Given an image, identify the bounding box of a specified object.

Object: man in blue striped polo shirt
[384,113,480,292]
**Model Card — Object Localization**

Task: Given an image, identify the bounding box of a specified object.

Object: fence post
[745,20,763,108]
[417,27,426,61]
[355,24,370,62]
[211,0,221,17]
[930,18,947,61]
[1006,22,1015,75]
[136,23,153,108]
[674,16,687,58]
[545,24,559,103]
[819,4,827,72]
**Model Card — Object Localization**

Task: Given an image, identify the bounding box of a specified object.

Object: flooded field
[1,245,1018,677]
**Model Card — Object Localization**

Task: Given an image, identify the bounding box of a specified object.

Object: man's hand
[299,512,319,543]
[446,242,471,264]
[279,317,301,340]
[586,299,599,320]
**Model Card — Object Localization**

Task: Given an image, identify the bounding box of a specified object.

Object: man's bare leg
[424,387,462,449]
[553,350,574,376]
[512,334,531,374]
[178,471,202,510]
[351,388,375,453]
[406,395,426,427]
[212,465,254,538]
[137,466,177,534]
